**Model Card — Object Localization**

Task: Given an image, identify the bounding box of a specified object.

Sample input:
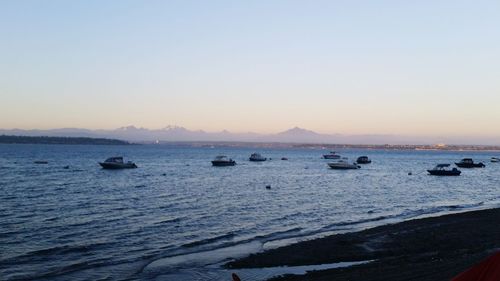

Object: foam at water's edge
[153,260,374,281]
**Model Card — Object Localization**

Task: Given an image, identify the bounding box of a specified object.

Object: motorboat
[427,164,461,176]
[356,156,371,164]
[99,157,137,169]
[249,153,267,162]
[455,158,485,168]
[211,155,236,166]
[328,158,360,170]
[491,157,500,163]
[322,151,341,159]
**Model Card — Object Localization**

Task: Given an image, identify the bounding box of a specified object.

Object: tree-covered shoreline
[0,135,132,145]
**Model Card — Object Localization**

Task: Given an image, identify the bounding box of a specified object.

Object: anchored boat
[249,153,267,162]
[322,151,341,159]
[211,155,236,166]
[328,158,360,170]
[356,156,372,164]
[455,158,485,168]
[99,157,137,169]
[427,164,461,176]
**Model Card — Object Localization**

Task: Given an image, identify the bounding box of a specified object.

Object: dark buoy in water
[63,165,69,169]
[266,185,271,189]
[408,172,412,175]
[162,173,167,176]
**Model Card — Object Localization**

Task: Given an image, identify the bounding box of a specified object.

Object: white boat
[427,164,461,176]
[249,153,267,162]
[99,157,137,169]
[323,151,341,159]
[211,155,236,166]
[328,158,360,170]
[491,157,500,163]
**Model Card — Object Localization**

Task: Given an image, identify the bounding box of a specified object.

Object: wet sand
[227,208,500,281]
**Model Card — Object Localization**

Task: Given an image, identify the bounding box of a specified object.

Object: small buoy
[408,172,412,175]
[63,165,69,169]
[162,173,167,176]
[266,185,271,189]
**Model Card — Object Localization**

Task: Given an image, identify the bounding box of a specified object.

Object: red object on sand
[451,251,500,281]
[232,273,242,281]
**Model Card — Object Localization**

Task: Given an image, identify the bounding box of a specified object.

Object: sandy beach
[227,208,500,281]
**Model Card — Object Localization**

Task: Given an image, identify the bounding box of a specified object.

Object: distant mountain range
[1,126,499,145]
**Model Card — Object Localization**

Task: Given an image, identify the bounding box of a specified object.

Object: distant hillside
[1,126,499,145]
[0,135,131,145]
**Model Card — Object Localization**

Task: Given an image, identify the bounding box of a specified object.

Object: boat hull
[99,162,137,169]
[328,164,360,170]
[455,163,485,168]
[249,158,267,162]
[323,155,341,159]
[211,161,236,166]
[427,170,461,176]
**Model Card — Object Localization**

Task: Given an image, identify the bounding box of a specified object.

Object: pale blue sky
[1,0,499,138]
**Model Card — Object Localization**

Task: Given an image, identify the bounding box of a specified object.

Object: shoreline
[227,208,500,281]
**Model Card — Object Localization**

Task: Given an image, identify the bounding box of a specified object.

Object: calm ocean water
[1,144,500,280]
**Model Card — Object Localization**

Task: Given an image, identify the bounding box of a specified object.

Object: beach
[227,208,500,281]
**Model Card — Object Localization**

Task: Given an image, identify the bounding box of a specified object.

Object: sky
[1,0,499,139]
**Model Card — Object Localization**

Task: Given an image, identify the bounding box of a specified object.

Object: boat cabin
[104,157,124,163]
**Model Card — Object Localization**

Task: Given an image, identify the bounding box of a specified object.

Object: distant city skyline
[1,1,499,140]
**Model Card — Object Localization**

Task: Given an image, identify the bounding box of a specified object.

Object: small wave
[154,217,182,225]
[307,202,489,239]
[182,232,236,248]
[447,201,484,209]
[268,212,304,223]
[0,242,112,265]
[0,229,23,238]
[320,216,389,231]
[38,260,91,278]
[253,227,303,242]
[398,201,485,219]
[43,216,59,222]
[67,219,96,228]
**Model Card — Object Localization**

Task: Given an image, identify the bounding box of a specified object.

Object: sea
[1,143,499,280]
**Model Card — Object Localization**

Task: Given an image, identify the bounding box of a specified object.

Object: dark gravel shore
[227,208,500,281]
